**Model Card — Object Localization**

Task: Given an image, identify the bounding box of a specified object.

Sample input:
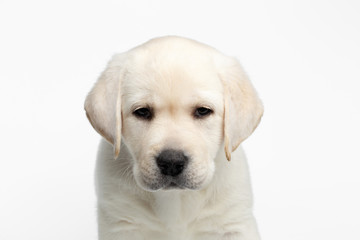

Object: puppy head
[85,36,263,191]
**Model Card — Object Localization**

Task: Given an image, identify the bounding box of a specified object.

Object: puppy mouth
[163,181,186,190]
[151,177,187,191]
[140,174,206,191]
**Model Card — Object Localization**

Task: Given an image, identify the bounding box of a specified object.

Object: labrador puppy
[85,36,263,240]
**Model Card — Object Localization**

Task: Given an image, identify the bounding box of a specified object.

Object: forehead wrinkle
[122,57,223,113]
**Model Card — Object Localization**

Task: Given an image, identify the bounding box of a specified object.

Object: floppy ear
[218,57,264,161]
[84,54,125,158]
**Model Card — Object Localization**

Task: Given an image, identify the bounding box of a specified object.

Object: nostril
[157,161,169,171]
[156,149,188,177]
[174,162,185,172]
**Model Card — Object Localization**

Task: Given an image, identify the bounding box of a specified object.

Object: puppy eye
[194,107,213,118]
[133,107,153,120]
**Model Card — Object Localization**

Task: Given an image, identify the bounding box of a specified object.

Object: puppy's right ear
[84,54,126,158]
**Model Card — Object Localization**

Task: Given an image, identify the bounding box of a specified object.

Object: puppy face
[121,54,224,191]
[85,37,263,192]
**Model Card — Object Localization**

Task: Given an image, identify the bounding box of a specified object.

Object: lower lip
[164,182,184,190]
[169,182,178,187]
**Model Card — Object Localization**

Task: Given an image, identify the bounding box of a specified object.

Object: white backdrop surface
[1,0,359,239]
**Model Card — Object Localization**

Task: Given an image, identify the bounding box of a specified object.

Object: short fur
[85,36,263,240]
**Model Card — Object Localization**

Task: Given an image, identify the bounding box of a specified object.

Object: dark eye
[194,107,213,118]
[133,107,153,120]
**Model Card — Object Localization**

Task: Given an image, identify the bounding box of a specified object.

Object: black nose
[156,149,188,177]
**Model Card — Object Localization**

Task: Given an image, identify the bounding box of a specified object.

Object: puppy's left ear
[217,57,264,161]
[84,54,126,159]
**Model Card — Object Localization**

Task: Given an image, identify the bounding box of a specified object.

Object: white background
[1,0,359,239]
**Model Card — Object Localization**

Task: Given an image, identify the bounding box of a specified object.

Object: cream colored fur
[85,36,263,240]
